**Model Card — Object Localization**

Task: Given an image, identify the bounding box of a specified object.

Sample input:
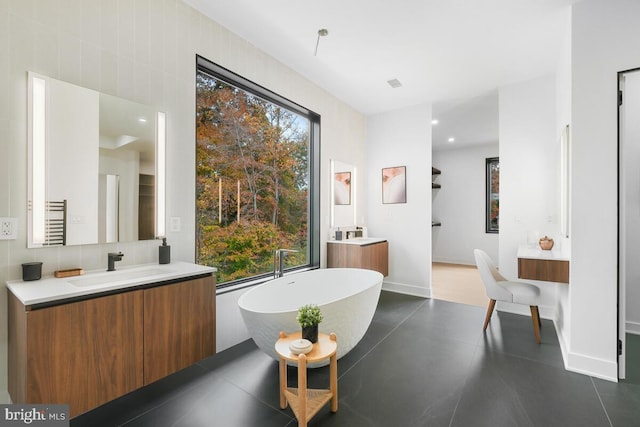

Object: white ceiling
[185,0,576,148]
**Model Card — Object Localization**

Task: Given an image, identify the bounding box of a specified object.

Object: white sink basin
[68,267,175,287]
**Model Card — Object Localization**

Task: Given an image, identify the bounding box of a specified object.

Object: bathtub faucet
[274,249,298,278]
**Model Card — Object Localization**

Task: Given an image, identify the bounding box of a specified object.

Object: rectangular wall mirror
[27,72,166,247]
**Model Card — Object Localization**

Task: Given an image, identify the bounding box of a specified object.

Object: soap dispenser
[159,237,171,264]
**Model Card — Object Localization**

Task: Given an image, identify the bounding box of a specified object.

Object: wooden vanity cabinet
[8,274,216,418]
[327,241,389,276]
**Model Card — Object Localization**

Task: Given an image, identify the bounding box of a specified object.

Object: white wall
[498,75,562,317]
[569,0,640,381]
[432,144,499,265]
[0,0,366,400]
[554,6,572,353]
[365,105,432,297]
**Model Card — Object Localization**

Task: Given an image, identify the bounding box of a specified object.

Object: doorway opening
[618,67,640,380]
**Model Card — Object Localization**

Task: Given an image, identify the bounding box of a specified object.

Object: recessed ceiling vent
[387,78,403,88]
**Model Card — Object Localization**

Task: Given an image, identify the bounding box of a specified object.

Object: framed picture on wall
[486,157,499,233]
[334,171,351,205]
[382,166,406,204]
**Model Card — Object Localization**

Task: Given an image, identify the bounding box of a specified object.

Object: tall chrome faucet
[107,252,124,271]
[274,249,297,278]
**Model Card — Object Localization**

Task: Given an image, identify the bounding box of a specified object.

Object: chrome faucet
[107,252,124,271]
[274,249,298,278]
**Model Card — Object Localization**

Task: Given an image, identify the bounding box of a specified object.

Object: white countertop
[328,237,387,246]
[517,244,570,261]
[7,261,217,306]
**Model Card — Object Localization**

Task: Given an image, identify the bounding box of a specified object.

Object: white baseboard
[497,304,618,382]
[626,321,640,335]
[564,351,618,382]
[382,281,430,298]
[431,258,475,266]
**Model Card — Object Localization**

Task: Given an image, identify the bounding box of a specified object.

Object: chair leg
[536,306,541,329]
[483,299,496,331]
[530,306,541,344]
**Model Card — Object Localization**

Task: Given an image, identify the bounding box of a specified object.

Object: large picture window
[195,56,320,286]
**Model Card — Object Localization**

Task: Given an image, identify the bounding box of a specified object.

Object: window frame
[195,55,320,288]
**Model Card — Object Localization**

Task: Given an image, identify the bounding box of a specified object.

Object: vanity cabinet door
[143,276,216,384]
[23,291,144,417]
[327,241,389,277]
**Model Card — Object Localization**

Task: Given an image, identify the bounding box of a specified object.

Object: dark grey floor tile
[201,341,283,408]
[71,362,210,427]
[479,311,565,368]
[452,349,611,427]
[335,322,478,426]
[593,334,640,427]
[402,298,486,346]
[593,377,640,427]
[122,374,292,427]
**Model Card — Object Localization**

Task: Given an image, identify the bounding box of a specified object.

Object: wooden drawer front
[518,258,569,284]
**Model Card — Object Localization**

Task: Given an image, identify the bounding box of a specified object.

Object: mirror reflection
[330,159,356,227]
[27,72,160,247]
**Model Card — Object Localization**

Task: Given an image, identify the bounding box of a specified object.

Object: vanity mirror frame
[330,159,357,228]
[27,71,166,248]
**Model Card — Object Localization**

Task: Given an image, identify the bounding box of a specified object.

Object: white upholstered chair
[473,249,542,344]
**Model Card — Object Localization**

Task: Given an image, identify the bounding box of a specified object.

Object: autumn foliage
[195,72,309,282]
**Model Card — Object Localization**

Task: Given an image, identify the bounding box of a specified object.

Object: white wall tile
[117,0,135,60]
[9,0,35,20]
[134,0,150,65]
[34,0,59,30]
[100,49,118,95]
[99,0,118,55]
[117,55,134,99]
[81,0,101,47]
[80,40,101,91]
[34,24,59,78]
[58,34,82,84]
[58,0,82,39]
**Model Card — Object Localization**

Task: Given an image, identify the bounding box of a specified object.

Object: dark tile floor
[72,292,640,427]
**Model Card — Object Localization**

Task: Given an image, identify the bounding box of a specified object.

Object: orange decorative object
[539,236,554,250]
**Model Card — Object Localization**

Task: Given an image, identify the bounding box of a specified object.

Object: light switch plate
[170,217,181,232]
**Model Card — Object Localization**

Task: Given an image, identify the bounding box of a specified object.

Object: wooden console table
[517,245,569,284]
[275,331,338,427]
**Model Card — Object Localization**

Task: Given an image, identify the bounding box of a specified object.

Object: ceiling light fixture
[314,28,329,56]
[387,78,402,88]
[448,137,455,143]
[431,119,439,125]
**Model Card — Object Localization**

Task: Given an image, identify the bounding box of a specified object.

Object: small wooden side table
[275,331,338,427]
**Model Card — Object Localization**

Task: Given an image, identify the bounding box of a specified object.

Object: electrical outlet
[0,217,18,240]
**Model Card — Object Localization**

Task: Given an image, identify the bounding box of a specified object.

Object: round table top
[275,331,337,363]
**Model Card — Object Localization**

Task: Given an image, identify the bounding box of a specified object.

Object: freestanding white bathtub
[238,268,383,362]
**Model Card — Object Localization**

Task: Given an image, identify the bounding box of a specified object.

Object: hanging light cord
[315,28,329,56]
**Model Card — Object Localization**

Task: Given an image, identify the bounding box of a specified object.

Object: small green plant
[296,304,323,328]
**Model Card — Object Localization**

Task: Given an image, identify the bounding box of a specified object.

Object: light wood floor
[431,262,489,308]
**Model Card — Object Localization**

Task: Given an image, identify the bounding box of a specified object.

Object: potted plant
[297,304,323,343]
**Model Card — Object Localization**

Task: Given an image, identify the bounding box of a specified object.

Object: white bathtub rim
[237,267,383,314]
